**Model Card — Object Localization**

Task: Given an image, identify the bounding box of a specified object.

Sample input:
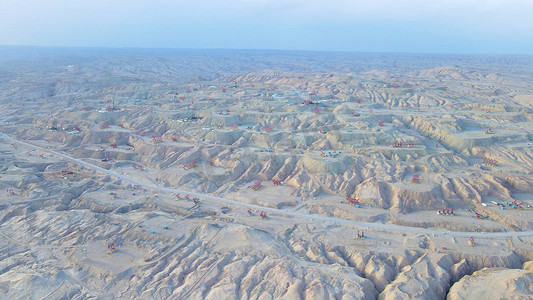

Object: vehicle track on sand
[180,225,227,299]
[2,132,533,239]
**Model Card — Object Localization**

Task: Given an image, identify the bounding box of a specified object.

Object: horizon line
[0,43,532,57]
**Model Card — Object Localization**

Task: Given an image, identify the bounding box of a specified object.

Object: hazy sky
[1,0,532,54]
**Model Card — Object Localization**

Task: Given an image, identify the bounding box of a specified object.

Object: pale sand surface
[0,50,532,299]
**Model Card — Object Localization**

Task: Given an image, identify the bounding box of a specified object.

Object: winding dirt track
[2,132,533,239]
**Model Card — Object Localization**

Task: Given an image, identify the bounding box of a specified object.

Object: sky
[1,0,532,54]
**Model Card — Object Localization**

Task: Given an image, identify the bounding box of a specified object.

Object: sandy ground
[0,50,532,299]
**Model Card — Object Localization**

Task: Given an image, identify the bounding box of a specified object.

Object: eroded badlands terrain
[0,48,532,299]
